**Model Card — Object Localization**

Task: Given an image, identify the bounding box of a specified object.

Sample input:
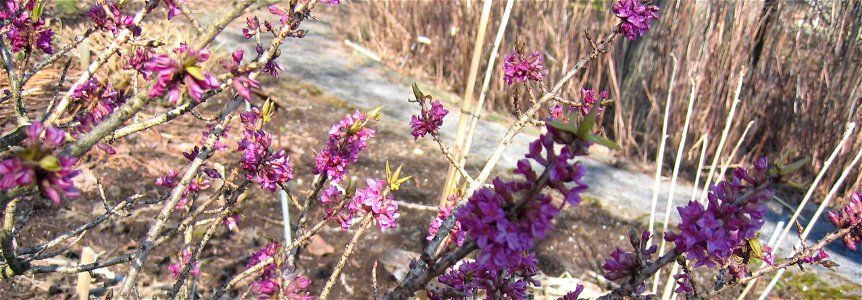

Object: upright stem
[319,215,373,300]
[0,199,27,278]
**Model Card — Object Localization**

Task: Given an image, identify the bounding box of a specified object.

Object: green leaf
[779,157,810,176]
[38,156,61,172]
[576,105,600,138]
[589,133,621,150]
[749,238,763,258]
[412,83,424,100]
[185,66,206,81]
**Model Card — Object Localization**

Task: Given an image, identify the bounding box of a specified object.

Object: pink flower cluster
[246,243,314,300]
[242,16,273,39]
[0,122,80,204]
[87,2,139,36]
[827,191,862,250]
[2,0,54,54]
[578,88,609,115]
[168,248,199,279]
[238,108,294,192]
[426,193,464,249]
[664,158,773,277]
[502,50,547,85]
[314,112,375,182]
[410,98,448,140]
[70,77,128,154]
[145,43,219,104]
[348,178,400,231]
[612,0,660,40]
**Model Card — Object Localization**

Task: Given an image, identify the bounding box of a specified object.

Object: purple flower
[222,49,261,101]
[612,0,660,40]
[70,78,127,153]
[124,47,155,79]
[145,44,219,104]
[269,5,290,24]
[761,245,775,266]
[236,108,295,191]
[313,111,375,182]
[503,50,547,85]
[88,2,139,36]
[283,276,314,300]
[247,243,279,279]
[801,249,829,264]
[558,284,584,300]
[437,253,540,299]
[578,88,609,115]
[256,44,285,78]
[673,273,693,294]
[410,99,448,140]
[4,6,54,54]
[251,279,280,298]
[665,160,773,268]
[348,178,400,231]
[0,122,80,204]
[168,248,199,279]
[827,192,862,251]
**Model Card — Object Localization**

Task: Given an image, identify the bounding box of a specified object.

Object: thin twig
[319,215,373,300]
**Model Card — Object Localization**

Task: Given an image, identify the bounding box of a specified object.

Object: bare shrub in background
[333,0,862,201]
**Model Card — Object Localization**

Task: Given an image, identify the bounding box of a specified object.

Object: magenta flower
[801,249,829,264]
[410,99,448,140]
[314,111,375,182]
[283,276,314,300]
[436,253,539,300]
[3,3,54,54]
[268,5,290,24]
[426,194,464,249]
[70,77,127,154]
[502,50,547,85]
[348,178,400,231]
[321,185,353,229]
[602,230,657,281]
[88,2,139,36]
[247,243,279,279]
[578,88,609,115]
[124,47,155,79]
[242,17,273,39]
[673,273,694,294]
[237,108,295,192]
[145,43,219,104]
[320,0,341,5]
[222,49,261,101]
[256,44,285,78]
[827,192,862,251]
[0,122,80,204]
[168,248,199,279]
[162,0,183,20]
[612,0,660,40]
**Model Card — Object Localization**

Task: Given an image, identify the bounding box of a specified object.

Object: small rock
[412,148,424,155]
[379,248,419,283]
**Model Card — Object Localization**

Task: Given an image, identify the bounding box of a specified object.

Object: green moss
[779,272,862,299]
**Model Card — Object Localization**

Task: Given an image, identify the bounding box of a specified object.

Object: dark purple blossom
[242,17,273,39]
[602,230,657,281]
[801,249,829,264]
[236,108,294,192]
[222,49,261,101]
[664,160,772,269]
[502,50,547,85]
[673,273,693,294]
[436,253,539,300]
[410,98,448,140]
[3,3,54,54]
[612,0,660,40]
[70,77,127,154]
[256,44,285,78]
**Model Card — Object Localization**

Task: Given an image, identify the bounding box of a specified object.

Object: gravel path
[219,19,860,286]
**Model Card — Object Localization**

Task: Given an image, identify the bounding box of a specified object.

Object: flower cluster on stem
[0,122,80,204]
[145,43,219,104]
[313,111,376,182]
[246,243,313,300]
[2,0,54,54]
[612,0,660,40]
[410,96,449,140]
[502,49,547,85]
